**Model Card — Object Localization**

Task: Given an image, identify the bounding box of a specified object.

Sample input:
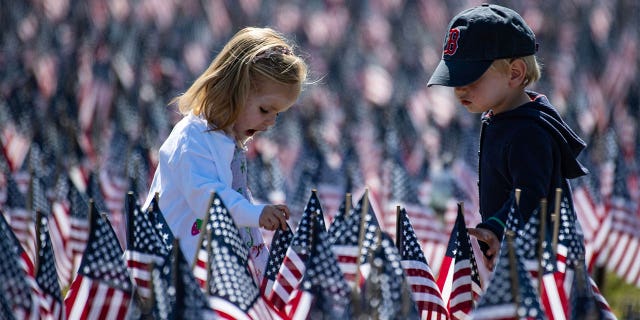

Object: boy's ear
[509,59,527,87]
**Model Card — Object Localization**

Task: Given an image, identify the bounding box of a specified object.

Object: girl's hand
[468,227,500,270]
[259,204,290,231]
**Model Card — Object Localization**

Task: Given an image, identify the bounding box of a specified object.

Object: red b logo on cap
[443,28,460,56]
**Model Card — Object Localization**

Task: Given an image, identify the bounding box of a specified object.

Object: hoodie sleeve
[477,124,554,242]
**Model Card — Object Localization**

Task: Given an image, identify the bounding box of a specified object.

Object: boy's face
[233,77,299,143]
[452,63,512,114]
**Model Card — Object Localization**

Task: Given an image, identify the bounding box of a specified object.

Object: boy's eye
[259,107,269,114]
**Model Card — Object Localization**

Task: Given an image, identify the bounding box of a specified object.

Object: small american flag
[398,207,449,320]
[0,210,37,319]
[34,212,65,320]
[328,195,353,244]
[472,232,545,320]
[49,175,74,288]
[569,258,617,320]
[147,194,174,252]
[331,192,381,288]
[287,219,352,319]
[193,192,250,290]
[360,232,419,319]
[4,172,36,265]
[124,192,168,299]
[269,191,325,313]
[64,202,133,320]
[437,203,482,319]
[261,224,294,300]
[199,193,277,320]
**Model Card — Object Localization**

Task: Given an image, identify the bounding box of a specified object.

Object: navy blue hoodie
[476,91,589,244]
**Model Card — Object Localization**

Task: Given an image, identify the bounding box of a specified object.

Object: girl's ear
[509,58,527,87]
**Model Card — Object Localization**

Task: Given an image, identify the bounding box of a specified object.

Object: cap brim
[427,59,493,87]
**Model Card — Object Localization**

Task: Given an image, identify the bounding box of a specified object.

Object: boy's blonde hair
[174,27,308,132]
[491,55,541,87]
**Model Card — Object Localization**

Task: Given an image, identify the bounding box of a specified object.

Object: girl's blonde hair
[173,27,308,132]
[492,55,541,87]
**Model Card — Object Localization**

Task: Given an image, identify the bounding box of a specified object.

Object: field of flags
[0,152,621,320]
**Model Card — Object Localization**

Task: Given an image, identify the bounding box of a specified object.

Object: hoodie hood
[498,91,589,179]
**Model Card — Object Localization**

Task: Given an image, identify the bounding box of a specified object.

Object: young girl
[143,27,308,283]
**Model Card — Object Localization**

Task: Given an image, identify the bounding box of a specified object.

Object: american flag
[328,194,353,244]
[67,175,91,276]
[572,183,610,272]
[124,192,168,299]
[1,121,31,173]
[193,192,250,289]
[360,232,419,319]
[49,175,74,288]
[437,203,482,319]
[64,202,133,320]
[472,232,545,320]
[287,218,352,320]
[603,156,640,287]
[147,194,174,252]
[4,171,36,266]
[261,224,294,300]
[331,192,381,288]
[198,193,278,319]
[568,259,617,320]
[141,239,215,320]
[0,210,37,319]
[269,191,325,313]
[34,212,65,320]
[398,207,449,320]
[555,189,616,318]
[512,203,567,320]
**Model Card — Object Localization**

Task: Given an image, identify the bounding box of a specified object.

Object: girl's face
[233,78,299,142]
[453,63,513,114]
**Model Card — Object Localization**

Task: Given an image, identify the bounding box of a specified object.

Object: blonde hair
[173,27,308,132]
[491,55,541,87]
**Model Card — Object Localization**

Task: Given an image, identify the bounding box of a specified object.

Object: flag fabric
[360,232,419,319]
[269,191,325,313]
[572,183,610,272]
[602,156,640,287]
[124,192,169,299]
[398,207,449,320]
[34,212,65,320]
[147,194,174,252]
[67,176,91,276]
[4,171,36,265]
[508,201,568,320]
[199,192,278,320]
[287,217,352,320]
[471,232,545,320]
[437,203,482,319]
[328,195,352,244]
[261,224,294,300]
[64,202,133,320]
[0,210,38,319]
[134,239,215,320]
[49,175,75,288]
[568,260,616,320]
[331,192,381,288]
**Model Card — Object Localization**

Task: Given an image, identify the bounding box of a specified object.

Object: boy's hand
[259,204,290,231]
[468,227,500,270]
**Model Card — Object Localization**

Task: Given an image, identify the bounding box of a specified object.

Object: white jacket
[143,113,265,262]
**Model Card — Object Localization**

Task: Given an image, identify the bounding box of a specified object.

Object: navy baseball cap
[428,3,537,87]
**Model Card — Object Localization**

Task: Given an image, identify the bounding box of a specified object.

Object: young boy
[427,4,589,270]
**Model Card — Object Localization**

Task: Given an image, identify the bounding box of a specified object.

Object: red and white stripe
[605,197,640,286]
[50,201,74,287]
[7,207,37,265]
[124,250,164,298]
[573,186,610,271]
[1,124,31,172]
[401,259,449,320]
[447,258,480,319]
[210,296,276,320]
[64,275,131,320]
[268,249,306,311]
[36,287,65,320]
[331,244,362,287]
